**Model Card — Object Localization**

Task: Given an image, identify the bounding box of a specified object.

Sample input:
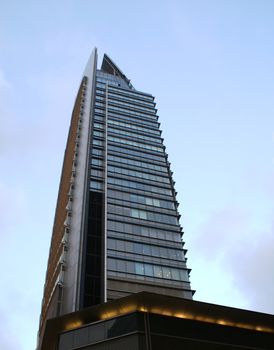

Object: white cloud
[229,225,274,313]
[190,206,274,313]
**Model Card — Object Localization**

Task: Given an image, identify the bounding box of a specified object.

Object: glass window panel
[124,223,132,233]
[163,267,171,279]
[116,206,123,215]
[132,225,140,235]
[141,227,148,235]
[160,247,167,258]
[145,197,153,206]
[149,229,157,238]
[143,244,151,255]
[153,199,160,207]
[170,249,177,259]
[125,241,133,252]
[108,221,115,230]
[123,207,131,216]
[134,243,143,254]
[117,240,125,251]
[152,246,159,256]
[158,231,165,240]
[117,260,126,272]
[139,196,145,204]
[108,239,115,250]
[116,222,123,232]
[171,269,180,280]
[140,211,147,219]
[126,261,134,274]
[153,265,163,278]
[179,270,189,280]
[90,180,103,190]
[108,258,116,270]
[131,194,138,203]
[135,262,145,275]
[144,264,153,277]
[131,209,139,218]
[178,251,184,260]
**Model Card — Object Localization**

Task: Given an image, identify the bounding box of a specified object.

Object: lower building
[41,292,274,350]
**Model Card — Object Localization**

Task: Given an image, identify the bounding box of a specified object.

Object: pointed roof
[101,53,134,89]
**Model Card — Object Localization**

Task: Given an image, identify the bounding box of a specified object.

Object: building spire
[83,47,98,78]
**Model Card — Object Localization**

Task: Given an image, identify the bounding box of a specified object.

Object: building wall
[58,311,274,350]
[38,76,88,341]
[38,50,193,348]
[38,50,98,347]
[81,64,193,306]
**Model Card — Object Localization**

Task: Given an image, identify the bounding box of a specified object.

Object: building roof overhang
[41,291,274,350]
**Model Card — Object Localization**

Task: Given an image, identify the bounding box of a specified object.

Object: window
[143,245,151,255]
[152,246,160,256]
[130,209,147,220]
[171,269,180,280]
[135,262,145,275]
[134,243,143,254]
[108,220,182,243]
[92,148,104,157]
[140,211,147,219]
[153,265,162,278]
[108,177,172,196]
[126,261,134,273]
[125,241,133,251]
[90,180,103,191]
[117,260,126,271]
[108,258,116,270]
[93,138,104,147]
[91,158,103,167]
[94,130,104,138]
[91,169,103,178]
[145,197,153,206]
[163,267,171,279]
[131,209,139,218]
[108,136,162,152]
[153,199,160,207]
[116,240,124,251]
[108,258,188,282]
[144,264,153,277]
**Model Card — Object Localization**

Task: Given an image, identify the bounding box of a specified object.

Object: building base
[40,291,274,350]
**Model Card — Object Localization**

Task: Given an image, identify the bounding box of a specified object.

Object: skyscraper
[38,49,274,350]
[38,48,193,345]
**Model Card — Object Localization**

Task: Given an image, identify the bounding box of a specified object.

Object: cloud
[230,225,274,313]
[190,206,274,313]
[190,206,250,260]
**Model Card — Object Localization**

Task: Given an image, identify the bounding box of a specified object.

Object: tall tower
[38,49,274,350]
[38,48,193,345]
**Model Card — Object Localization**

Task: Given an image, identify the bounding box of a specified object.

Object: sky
[0,1,274,349]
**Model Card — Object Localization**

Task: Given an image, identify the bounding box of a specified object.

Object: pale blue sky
[1,1,274,349]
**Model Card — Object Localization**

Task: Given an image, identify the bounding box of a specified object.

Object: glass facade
[38,52,193,345]
[81,54,193,307]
